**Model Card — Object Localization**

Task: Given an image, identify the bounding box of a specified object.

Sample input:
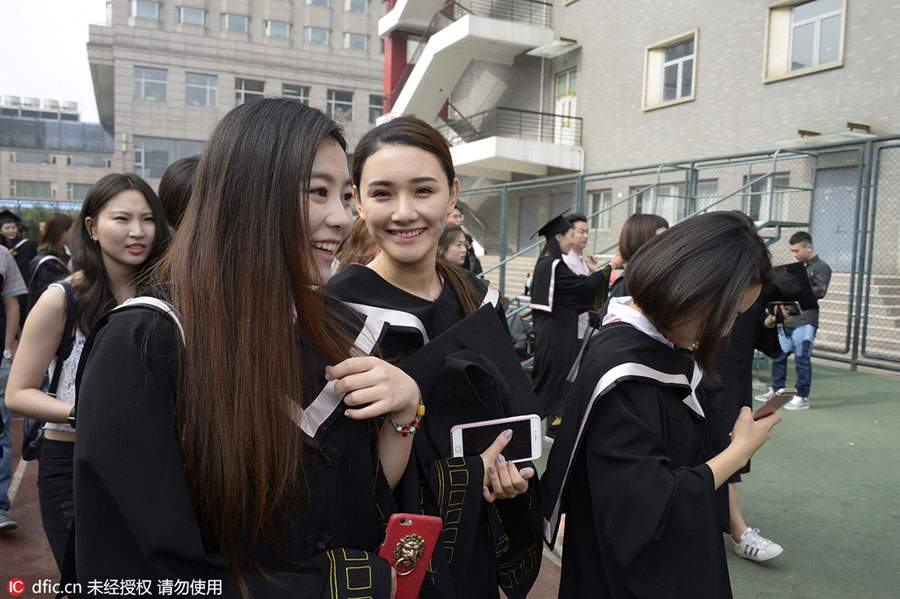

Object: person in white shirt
[562,214,623,339]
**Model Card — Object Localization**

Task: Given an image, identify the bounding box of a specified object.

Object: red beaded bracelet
[387,398,425,437]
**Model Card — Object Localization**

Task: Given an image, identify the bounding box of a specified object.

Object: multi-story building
[380,0,900,366]
[0,96,114,210]
[89,0,385,182]
[380,0,900,259]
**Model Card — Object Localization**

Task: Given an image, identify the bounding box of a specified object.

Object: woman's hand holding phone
[479,430,534,503]
[731,406,781,459]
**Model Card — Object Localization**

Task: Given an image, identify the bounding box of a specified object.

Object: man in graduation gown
[529,213,613,436]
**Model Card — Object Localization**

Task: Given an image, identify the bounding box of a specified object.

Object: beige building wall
[91,0,385,182]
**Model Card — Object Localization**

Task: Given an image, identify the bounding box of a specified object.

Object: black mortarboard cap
[0,210,22,226]
[532,210,572,240]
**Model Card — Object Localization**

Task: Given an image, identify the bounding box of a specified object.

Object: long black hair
[626,211,772,373]
[73,173,170,333]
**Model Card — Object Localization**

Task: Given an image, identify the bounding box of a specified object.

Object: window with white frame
[587,190,612,231]
[10,151,55,165]
[11,180,55,199]
[307,0,330,6]
[643,31,697,111]
[130,0,159,20]
[186,73,217,107]
[177,6,206,26]
[369,94,383,124]
[327,89,353,121]
[791,0,842,71]
[134,66,167,102]
[743,173,789,221]
[764,0,845,81]
[221,13,249,33]
[68,183,92,200]
[344,33,367,51]
[235,78,264,105]
[283,84,310,105]
[346,0,367,13]
[266,20,291,39]
[629,183,685,224]
[305,27,330,45]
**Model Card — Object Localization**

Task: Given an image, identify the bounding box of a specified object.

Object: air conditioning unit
[1,95,21,107]
[43,99,61,110]
[62,101,79,112]
[22,97,40,108]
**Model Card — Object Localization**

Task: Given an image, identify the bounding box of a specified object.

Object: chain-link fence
[460,134,900,372]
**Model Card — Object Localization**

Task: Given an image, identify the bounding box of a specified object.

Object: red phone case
[378,513,442,599]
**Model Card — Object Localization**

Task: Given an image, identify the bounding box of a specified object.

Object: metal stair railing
[384,0,552,106]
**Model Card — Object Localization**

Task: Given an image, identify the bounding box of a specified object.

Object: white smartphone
[449,414,542,463]
[753,387,797,420]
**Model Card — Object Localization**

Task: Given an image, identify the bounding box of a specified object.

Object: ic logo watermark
[7,578,25,596]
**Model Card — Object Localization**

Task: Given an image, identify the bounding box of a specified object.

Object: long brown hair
[73,173,170,333]
[626,211,772,374]
[352,115,482,314]
[160,99,353,589]
[335,217,379,272]
[37,212,73,259]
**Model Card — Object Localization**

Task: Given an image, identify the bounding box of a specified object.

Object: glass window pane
[306,27,329,44]
[793,0,842,22]
[308,0,329,6]
[267,21,290,38]
[681,58,693,98]
[186,87,207,106]
[791,22,816,70]
[179,7,205,26]
[132,1,158,20]
[70,183,92,200]
[568,70,577,94]
[819,14,841,64]
[664,39,693,62]
[663,64,678,101]
[348,0,367,13]
[556,73,566,97]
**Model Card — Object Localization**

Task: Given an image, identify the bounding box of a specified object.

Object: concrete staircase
[817,273,900,361]
[479,255,537,299]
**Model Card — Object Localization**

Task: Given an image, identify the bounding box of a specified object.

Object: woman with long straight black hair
[8,173,170,571]
[72,99,421,598]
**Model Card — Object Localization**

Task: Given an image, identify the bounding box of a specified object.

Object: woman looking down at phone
[327,116,542,599]
[541,211,781,598]
[73,100,420,598]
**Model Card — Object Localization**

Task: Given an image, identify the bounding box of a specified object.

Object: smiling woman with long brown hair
[73,99,420,598]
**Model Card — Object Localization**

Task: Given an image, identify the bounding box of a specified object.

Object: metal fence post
[499,186,509,296]
[850,141,874,369]
[576,173,585,214]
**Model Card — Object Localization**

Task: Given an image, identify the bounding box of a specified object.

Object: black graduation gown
[703,297,781,485]
[73,305,396,598]
[541,322,732,599]
[529,256,611,417]
[10,237,37,327]
[327,264,543,599]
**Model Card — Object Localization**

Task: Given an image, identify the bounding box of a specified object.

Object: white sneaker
[755,389,776,402]
[784,396,810,410]
[732,527,783,562]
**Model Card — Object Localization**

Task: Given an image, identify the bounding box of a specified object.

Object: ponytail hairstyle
[159,98,356,594]
[38,212,74,260]
[73,173,170,334]
[352,115,482,315]
[626,211,773,374]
